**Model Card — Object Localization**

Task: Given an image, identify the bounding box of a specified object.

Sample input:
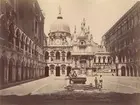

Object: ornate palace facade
[103,1,140,77]
[44,10,113,77]
[0,0,46,88]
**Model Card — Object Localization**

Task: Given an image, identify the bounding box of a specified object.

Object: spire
[59,5,61,15]
[88,26,90,33]
[81,18,86,30]
[83,18,86,26]
[57,5,63,19]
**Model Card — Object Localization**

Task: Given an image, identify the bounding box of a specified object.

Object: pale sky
[38,0,139,44]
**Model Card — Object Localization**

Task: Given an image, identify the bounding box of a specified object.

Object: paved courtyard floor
[0,76,140,105]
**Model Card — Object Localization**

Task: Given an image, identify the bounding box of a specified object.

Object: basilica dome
[50,10,70,34]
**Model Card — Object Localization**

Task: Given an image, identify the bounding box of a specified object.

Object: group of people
[94,74,103,89]
[68,70,103,89]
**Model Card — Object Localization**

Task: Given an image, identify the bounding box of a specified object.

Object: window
[35,21,38,34]
[45,51,49,60]
[16,29,20,47]
[56,51,60,60]
[21,34,24,49]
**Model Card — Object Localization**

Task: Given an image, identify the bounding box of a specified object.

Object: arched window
[50,51,54,61]
[9,23,14,43]
[16,29,20,47]
[56,51,60,60]
[0,56,8,84]
[25,38,28,51]
[21,34,24,49]
[67,51,71,60]
[98,56,101,63]
[9,58,15,82]
[29,40,32,53]
[50,65,54,74]
[108,57,111,63]
[94,57,96,63]
[61,65,66,75]
[62,51,65,61]
[45,51,49,60]
[103,56,106,63]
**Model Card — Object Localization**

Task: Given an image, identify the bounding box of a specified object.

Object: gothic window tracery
[45,51,49,60]
[67,51,71,60]
[50,51,54,61]
[56,51,60,60]
[16,29,20,47]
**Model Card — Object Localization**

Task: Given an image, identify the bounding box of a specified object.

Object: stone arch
[45,51,49,60]
[56,66,60,76]
[0,55,8,85]
[62,51,65,61]
[61,65,66,75]
[94,56,96,63]
[21,61,25,80]
[133,65,137,77]
[29,40,32,53]
[25,62,29,80]
[98,56,101,63]
[8,58,15,82]
[67,51,71,60]
[130,66,133,76]
[8,22,14,43]
[50,51,54,61]
[107,56,111,63]
[21,33,24,49]
[15,29,20,47]
[103,56,106,63]
[67,66,72,76]
[45,66,49,77]
[25,37,28,51]
[121,66,126,76]
[16,60,21,81]
[50,64,54,75]
[56,51,60,60]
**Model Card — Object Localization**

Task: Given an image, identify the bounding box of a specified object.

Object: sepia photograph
[0,0,140,105]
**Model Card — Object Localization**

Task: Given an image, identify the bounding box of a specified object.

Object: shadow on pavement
[0,92,140,105]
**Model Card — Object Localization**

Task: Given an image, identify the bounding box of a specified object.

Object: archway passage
[45,66,49,77]
[121,66,126,76]
[130,66,133,76]
[56,66,60,76]
[9,59,14,82]
[0,56,7,85]
[67,66,71,76]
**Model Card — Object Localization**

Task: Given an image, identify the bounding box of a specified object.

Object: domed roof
[50,19,70,33]
[50,7,70,34]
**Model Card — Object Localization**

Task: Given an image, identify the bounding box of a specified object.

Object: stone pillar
[6,65,9,83]
[125,68,127,76]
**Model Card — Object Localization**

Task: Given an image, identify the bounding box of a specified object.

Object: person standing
[99,75,103,88]
[69,71,73,84]
[94,76,98,88]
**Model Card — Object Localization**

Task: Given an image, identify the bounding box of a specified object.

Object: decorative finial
[74,25,76,33]
[57,5,63,19]
[83,18,86,26]
[59,5,61,15]
[88,26,90,33]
